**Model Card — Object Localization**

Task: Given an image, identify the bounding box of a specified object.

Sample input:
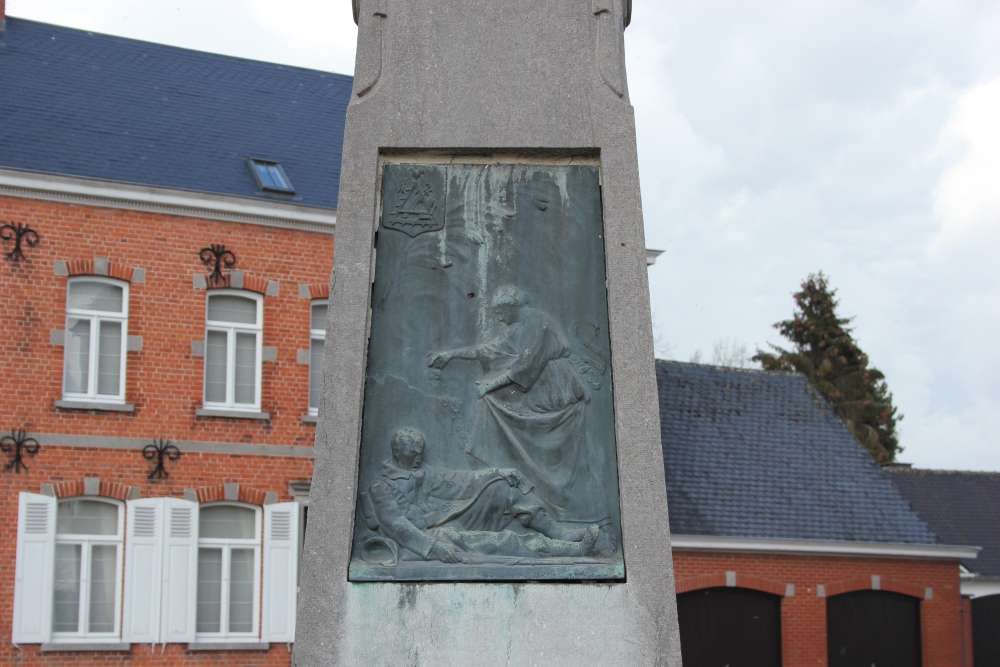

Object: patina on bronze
[349,160,624,581]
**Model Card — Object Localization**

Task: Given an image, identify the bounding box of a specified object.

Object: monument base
[333,583,666,665]
[293,1,681,664]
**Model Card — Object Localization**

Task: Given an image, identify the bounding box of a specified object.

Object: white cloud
[929,76,1000,250]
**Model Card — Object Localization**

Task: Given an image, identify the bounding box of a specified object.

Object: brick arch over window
[205,273,273,294]
[63,258,136,282]
[676,572,788,597]
[189,483,272,505]
[825,575,928,599]
[304,282,330,299]
[48,479,133,501]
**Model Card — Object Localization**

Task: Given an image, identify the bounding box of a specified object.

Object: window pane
[207,295,257,325]
[310,303,328,331]
[309,338,324,409]
[229,549,255,633]
[88,545,117,633]
[57,500,119,536]
[97,320,122,396]
[254,163,279,189]
[64,317,91,394]
[196,548,222,633]
[205,330,228,403]
[234,332,256,405]
[52,544,81,632]
[69,281,123,313]
[199,505,256,539]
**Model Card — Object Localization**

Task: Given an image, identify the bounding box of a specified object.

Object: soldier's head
[390,427,426,470]
[492,285,528,324]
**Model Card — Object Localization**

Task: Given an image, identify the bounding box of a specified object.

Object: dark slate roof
[886,469,1000,576]
[656,360,939,545]
[0,18,352,209]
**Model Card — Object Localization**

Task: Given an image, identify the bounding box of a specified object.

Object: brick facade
[1,193,328,664]
[674,550,968,666]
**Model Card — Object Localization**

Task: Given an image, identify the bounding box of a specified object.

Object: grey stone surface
[40,483,55,497]
[297,349,311,365]
[132,267,146,283]
[127,335,142,352]
[266,279,280,296]
[299,283,312,299]
[264,491,278,505]
[53,259,68,276]
[41,643,130,652]
[84,477,100,495]
[229,269,245,289]
[187,643,270,651]
[224,482,239,501]
[262,346,278,362]
[191,340,205,356]
[54,400,135,412]
[192,274,207,290]
[295,0,680,664]
[50,329,65,346]
[93,256,108,275]
[128,486,141,500]
[195,408,270,420]
[184,488,199,502]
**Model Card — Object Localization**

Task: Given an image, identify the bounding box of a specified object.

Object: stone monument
[294,1,682,664]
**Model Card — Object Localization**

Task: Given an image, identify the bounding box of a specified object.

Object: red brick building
[657,361,978,667]
[1,16,349,664]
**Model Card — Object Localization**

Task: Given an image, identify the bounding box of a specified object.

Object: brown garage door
[677,587,782,667]
[827,590,921,667]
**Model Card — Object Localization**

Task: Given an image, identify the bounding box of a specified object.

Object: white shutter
[13,492,56,644]
[160,498,199,643]
[262,502,300,642]
[123,498,163,643]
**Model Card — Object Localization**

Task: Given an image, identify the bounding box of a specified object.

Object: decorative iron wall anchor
[1,222,40,262]
[1,430,40,473]
[199,243,236,284]
[143,439,181,480]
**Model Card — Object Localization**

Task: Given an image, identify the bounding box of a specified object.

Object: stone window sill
[196,408,270,420]
[187,642,271,651]
[55,400,134,413]
[41,642,130,652]
[301,413,318,423]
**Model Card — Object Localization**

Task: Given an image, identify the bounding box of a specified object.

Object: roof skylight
[248,158,294,194]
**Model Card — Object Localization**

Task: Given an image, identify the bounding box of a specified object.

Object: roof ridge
[885,467,1000,476]
[3,16,354,80]
[654,358,802,377]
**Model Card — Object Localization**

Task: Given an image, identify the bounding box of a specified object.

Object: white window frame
[62,277,129,403]
[50,497,125,643]
[203,290,263,412]
[308,299,328,416]
[195,502,262,642]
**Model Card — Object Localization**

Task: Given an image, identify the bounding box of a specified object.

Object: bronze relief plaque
[349,161,624,581]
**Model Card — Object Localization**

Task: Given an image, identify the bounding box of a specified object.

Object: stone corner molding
[670,535,982,561]
[195,408,271,421]
[55,399,135,413]
[0,167,336,234]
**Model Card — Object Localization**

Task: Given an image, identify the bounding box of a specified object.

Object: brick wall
[674,550,968,667]
[1,194,334,446]
[0,194,329,664]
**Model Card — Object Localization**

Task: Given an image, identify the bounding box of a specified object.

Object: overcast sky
[8,0,1000,472]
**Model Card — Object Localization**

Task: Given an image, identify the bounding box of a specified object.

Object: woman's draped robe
[466,308,610,524]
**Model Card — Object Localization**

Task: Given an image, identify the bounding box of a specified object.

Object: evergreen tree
[753,273,902,462]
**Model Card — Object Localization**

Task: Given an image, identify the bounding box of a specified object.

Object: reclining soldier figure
[361,427,600,563]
